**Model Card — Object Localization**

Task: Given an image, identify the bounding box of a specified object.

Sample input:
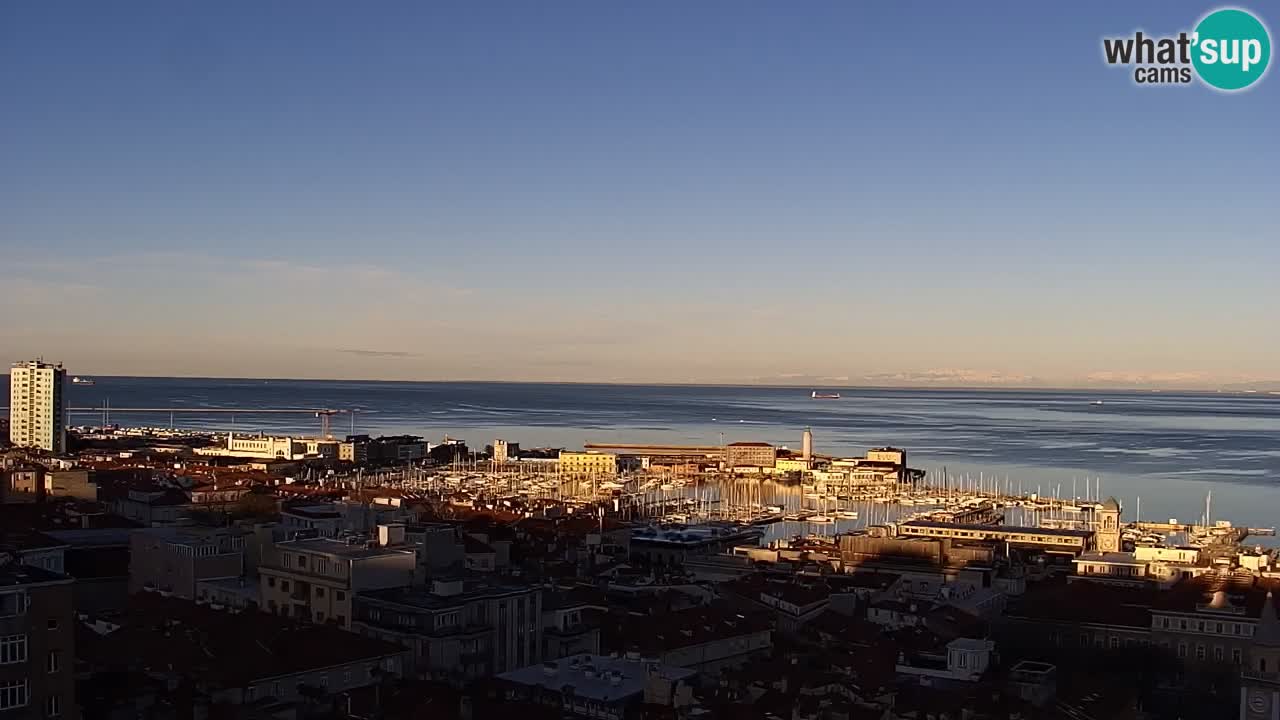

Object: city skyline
[3,1,1276,387]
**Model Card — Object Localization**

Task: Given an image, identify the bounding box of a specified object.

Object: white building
[193,433,339,460]
[8,360,67,453]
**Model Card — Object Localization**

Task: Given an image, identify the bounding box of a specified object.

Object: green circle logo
[1192,8,1271,91]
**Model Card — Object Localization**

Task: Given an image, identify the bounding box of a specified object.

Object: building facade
[0,563,77,720]
[128,528,246,600]
[724,442,776,469]
[558,451,618,476]
[7,361,66,454]
[493,440,519,464]
[353,578,543,683]
[194,434,339,461]
[258,535,415,628]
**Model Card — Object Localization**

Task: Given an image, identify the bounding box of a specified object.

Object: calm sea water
[42,378,1280,532]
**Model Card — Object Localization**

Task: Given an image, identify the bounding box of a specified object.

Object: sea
[38,377,1280,535]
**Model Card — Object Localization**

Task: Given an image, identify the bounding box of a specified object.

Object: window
[1234,623,1242,636]
[1109,636,1120,649]
[336,591,345,601]
[0,680,28,710]
[0,635,27,664]
[1214,646,1224,662]
[0,593,25,618]
[1177,643,1187,659]
[1233,649,1243,664]
[47,650,61,673]
[45,695,61,718]
[1196,644,1206,661]
[47,619,58,631]
[281,581,290,592]
[1197,621,1205,632]
[1161,618,1170,629]
[297,555,307,568]
[272,682,281,697]
[268,577,276,588]
[336,615,346,625]
[1216,622,1223,634]
[246,687,256,701]
[316,587,325,598]
[1180,620,1187,630]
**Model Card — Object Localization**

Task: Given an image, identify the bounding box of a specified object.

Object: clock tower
[1241,591,1280,720]
[1095,497,1122,553]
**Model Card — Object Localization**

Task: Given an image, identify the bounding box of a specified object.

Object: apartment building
[7,361,66,454]
[0,561,77,720]
[128,528,245,600]
[259,531,415,628]
[1150,574,1280,667]
[353,577,543,682]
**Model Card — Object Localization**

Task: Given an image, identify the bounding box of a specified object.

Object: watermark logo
[1103,7,1271,91]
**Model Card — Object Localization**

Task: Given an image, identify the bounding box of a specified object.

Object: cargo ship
[72,377,96,386]
[811,391,840,399]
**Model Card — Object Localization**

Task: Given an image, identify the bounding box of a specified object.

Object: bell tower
[1095,497,1122,553]
[1242,591,1280,720]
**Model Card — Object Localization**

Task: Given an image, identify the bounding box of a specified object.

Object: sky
[1,1,1276,388]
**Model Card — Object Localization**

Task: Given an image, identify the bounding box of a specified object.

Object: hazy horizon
[3,2,1275,385]
[3,369,1279,393]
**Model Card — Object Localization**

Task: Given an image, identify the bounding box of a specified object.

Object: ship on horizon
[71,377,96,385]
[811,391,840,399]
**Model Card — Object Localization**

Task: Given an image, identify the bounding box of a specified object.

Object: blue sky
[1,1,1276,386]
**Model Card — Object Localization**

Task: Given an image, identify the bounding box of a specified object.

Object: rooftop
[78,592,405,688]
[498,654,694,703]
[726,574,833,608]
[0,527,69,552]
[1007,576,1155,629]
[41,528,135,547]
[629,523,763,546]
[283,504,343,519]
[901,519,1094,539]
[599,603,771,655]
[360,577,535,612]
[278,536,414,559]
[1153,574,1280,618]
[1077,551,1146,565]
[0,560,71,588]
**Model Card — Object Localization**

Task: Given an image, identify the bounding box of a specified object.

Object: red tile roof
[78,593,405,688]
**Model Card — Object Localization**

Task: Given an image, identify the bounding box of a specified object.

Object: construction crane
[315,409,347,439]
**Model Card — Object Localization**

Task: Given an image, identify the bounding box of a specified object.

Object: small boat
[72,377,95,385]
[808,515,834,524]
[835,510,859,519]
[1090,400,1104,406]
[811,391,841,399]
